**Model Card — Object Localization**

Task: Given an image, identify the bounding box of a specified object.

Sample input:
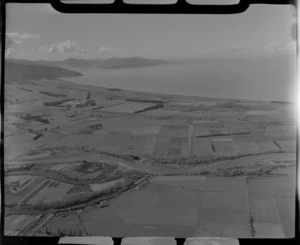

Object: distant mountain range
[5,60,83,84]
[36,57,168,69]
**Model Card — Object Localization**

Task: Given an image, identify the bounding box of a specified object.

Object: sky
[5,3,296,60]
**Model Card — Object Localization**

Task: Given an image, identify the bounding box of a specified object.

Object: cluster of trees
[5,164,34,173]
[20,113,50,124]
[43,99,74,107]
[88,124,103,130]
[134,104,164,114]
[99,151,139,161]
[33,133,43,141]
[148,149,292,166]
[213,158,295,177]
[40,91,67,98]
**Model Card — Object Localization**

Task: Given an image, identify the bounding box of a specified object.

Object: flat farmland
[209,129,222,135]
[249,197,281,223]
[247,177,294,198]
[221,127,232,135]
[28,180,73,205]
[255,141,279,151]
[115,207,199,226]
[5,175,35,194]
[265,126,296,141]
[49,163,69,172]
[5,132,41,160]
[166,137,183,156]
[152,175,206,182]
[251,133,270,142]
[247,171,295,238]
[192,138,214,156]
[100,116,149,132]
[192,126,210,137]
[153,137,170,155]
[195,209,250,237]
[5,125,26,137]
[102,132,129,145]
[129,223,196,237]
[60,163,84,178]
[212,139,236,154]
[42,214,86,236]
[96,132,129,152]
[76,170,104,180]
[230,127,250,135]
[131,125,161,135]
[5,77,297,238]
[181,141,190,157]
[52,135,89,148]
[201,192,248,212]
[153,191,203,209]
[159,124,189,138]
[33,133,65,148]
[275,140,296,151]
[80,134,106,146]
[100,102,157,114]
[168,137,183,149]
[89,179,124,192]
[5,214,40,235]
[79,206,133,236]
[204,177,247,192]
[6,175,73,205]
[151,176,206,191]
[34,170,296,238]
[119,136,146,155]
[253,222,285,238]
[276,197,295,237]
[140,136,157,154]
[5,176,44,205]
[234,141,258,152]
[58,160,116,180]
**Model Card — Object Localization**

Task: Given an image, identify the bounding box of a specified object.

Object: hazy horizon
[5,3,296,61]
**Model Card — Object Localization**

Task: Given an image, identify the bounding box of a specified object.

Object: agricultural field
[89,179,124,192]
[5,175,73,205]
[5,214,42,236]
[37,169,295,237]
[4,75,296,237]
[99,102,159,114]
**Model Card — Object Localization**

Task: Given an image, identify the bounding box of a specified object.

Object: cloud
[5,35,19,49]
[5,48,16,57]
[4,32,40,56]
[98,46,117,55]
[38,40,87,54]
[4,35,19,57]
[7,32,40,40]
[265,42,296,54]
[223,42,296,57]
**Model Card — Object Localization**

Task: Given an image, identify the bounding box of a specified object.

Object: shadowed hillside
[5,60,82,83]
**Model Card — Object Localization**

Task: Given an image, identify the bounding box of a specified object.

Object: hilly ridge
[36,57,168,69]
[5,60,83,84]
